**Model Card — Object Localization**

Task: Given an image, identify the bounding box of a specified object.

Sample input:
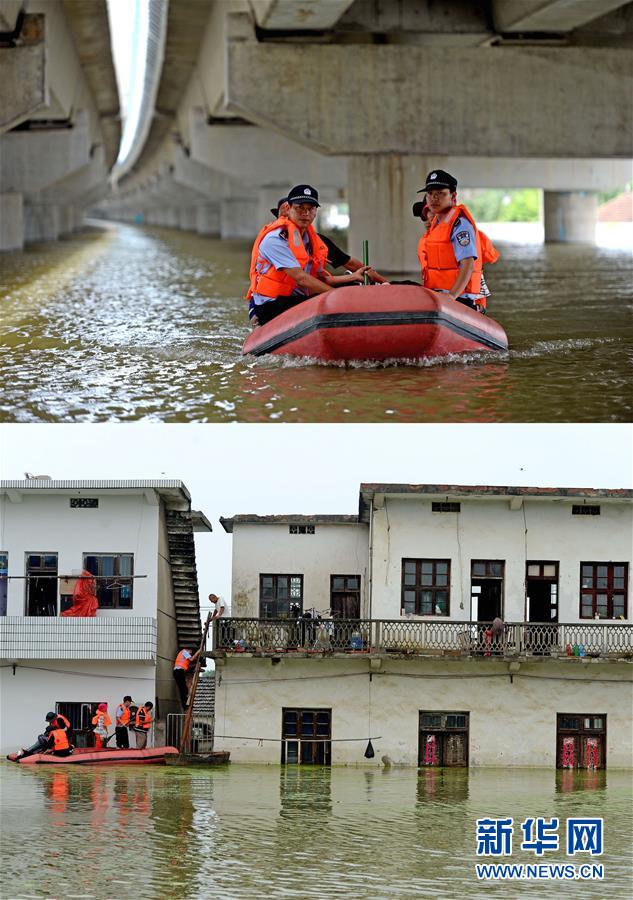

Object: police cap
[270,196,288,217]
[287,184,320,207]
[419,170,458,193]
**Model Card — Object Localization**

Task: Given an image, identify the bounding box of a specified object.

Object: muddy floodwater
[0,764,631,899]
[0,222,631,422]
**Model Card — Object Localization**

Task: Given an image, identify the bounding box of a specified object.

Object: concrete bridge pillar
[178,207,198,231]
[543,191,597,243]
[58,206,77,236]
[220,197,259,240]
[0,193,24,251]
[347,154,424,273]
[196,204,220,236]
[24,203,61,244]
[257,186,289,227]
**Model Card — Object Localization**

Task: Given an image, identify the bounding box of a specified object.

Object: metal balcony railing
[166,714,215,754]
[0,616,157,660]
[212,619,633,660]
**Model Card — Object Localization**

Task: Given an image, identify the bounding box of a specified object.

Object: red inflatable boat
[7,746,179,765]
[243,285,508,363]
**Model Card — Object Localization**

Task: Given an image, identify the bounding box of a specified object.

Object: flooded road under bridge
[1,222,631,422]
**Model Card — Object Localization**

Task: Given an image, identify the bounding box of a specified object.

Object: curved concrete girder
[61,0,121,170]
[28,146,109,204]
[251,0,356,30]
[189,110,346,189]
[0,15,46,132]
[492,0,630,33]
[225,21,633,158]
[0,112,91,193]
[119,0,212,183]
[403,156,633,191]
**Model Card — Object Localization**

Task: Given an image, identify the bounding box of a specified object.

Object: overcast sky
[1,424,631,607]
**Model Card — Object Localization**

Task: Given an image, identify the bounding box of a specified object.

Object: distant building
[213,484,633,769]
[0,479,211,753]
[597,191,633,222]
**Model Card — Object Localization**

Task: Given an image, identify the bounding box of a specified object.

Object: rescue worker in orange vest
[247,184,370,326]
[18,712,74,759]
[91,702,112,750]
[52,710,74,746]
[115,695,133,749]
[416,169,499,314]
[173,647,200,708]
[133,701,154,749]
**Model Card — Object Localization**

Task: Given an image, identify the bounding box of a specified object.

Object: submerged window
[557,713,606,770]
[402,559,450,616]
[579,562,628,619]
[419,711,469,767]
[83,553,134,608]
[282,708,331,765]
[289,525,315,534]
[259,574,304,618]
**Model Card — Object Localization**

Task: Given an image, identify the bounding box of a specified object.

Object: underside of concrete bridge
[3,0,631,264]
[0,0,120,250]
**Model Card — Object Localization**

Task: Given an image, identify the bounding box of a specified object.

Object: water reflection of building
[0,479,211,752]
[214,484,632,769]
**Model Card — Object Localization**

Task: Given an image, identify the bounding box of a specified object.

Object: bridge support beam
[347,154,423,273]
[0,193,24,251]
[543,191,597,244]
[24,203,61,244]
[196,204,221,236]
[220,197,259,240]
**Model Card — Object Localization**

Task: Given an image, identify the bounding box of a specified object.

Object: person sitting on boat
[246,184,370,327]
[133,701,154,750]
[92,703,112,750]
[269,197,387,287]
[17,713,74,759]
[417,169,499,314]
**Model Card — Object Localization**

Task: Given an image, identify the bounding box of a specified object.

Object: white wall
[214,657,633,768]
[0,660,157,753]
[231,523,369,616]
[0,492,160,616]
[370,498,632,622]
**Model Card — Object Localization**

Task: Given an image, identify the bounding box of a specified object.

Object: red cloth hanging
[61,570,98,617]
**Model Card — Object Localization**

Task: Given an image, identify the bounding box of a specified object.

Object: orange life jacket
[418,204,499,304]
[246,217,329,301]
[116,704,131,726]
[174,649,191,671]
[92,711,112,728]
[51,728,70,751]
[135,707,153,730]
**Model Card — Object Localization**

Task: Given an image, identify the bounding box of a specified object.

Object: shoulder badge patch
[455,230,471,247]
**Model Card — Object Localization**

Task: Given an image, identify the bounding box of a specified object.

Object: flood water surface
[0,764,631,899]
[0,222,631,422]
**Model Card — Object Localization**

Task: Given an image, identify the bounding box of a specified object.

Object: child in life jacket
[415,170,499,314]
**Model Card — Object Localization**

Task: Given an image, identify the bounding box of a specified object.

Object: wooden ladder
[178,610,213,756]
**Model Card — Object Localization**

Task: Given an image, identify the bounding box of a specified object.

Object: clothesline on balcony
[219,669,629,686]
[4,575,148,579]
[0,663,156,680]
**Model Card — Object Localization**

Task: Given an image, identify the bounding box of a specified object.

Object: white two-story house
[0,479,211,753]
[213,484,632,770]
